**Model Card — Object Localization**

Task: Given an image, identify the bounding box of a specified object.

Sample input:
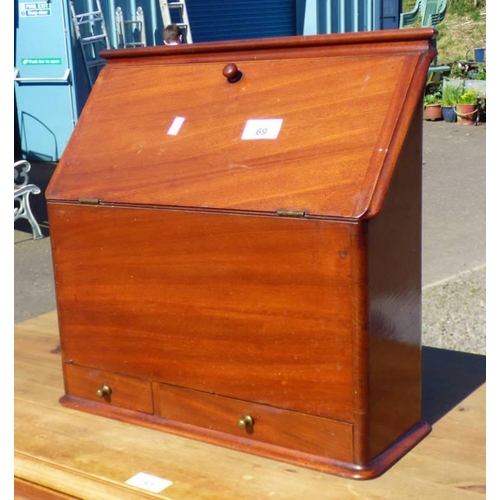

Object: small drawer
[154,383,353,463]
[64,363,153,414]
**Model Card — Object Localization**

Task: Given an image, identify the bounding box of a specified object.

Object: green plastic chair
[400,0,448,28]
[400,0,450,82]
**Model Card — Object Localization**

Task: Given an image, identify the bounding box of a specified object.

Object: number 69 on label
[241,119,283,140]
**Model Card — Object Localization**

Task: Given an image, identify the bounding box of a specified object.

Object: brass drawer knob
[238,415,254,430]
[96,384,112,398]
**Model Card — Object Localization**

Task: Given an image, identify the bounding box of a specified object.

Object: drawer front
[64,364,153,414]
[154,383,353,463]
[51,205,358,422]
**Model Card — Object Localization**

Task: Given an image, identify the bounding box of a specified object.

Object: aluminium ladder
[158,0,193,43]
[116,6,147,48]
[70,0,111,87]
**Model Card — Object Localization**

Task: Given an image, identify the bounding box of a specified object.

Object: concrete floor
[14,120,486,354]
[420,120,486,355]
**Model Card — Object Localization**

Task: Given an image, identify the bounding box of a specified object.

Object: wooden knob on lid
[223,63,243,83]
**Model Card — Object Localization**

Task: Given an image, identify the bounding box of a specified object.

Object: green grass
[402,0,486,64]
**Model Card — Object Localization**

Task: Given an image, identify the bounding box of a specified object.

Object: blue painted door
[380,0,402,29]
[14,0,79,161]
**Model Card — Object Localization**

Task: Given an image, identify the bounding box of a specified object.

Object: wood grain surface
[43,29,440,480]
[46,30,436,219]
[49,205,357,421]
[14,312,486,499]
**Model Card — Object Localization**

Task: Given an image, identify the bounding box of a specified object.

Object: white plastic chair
[14,160,43,239]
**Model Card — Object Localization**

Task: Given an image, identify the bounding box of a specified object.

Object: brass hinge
[276,209,306,218]
[78,197,101,205]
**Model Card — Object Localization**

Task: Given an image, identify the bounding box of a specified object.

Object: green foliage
[403,0,486,16]
[442,83,463,106]
[403,1,486,64]
[449,64,467,78]
[471,65,486,80]
[424,94,441,106]
[447,0,486,17]
[424,84,442,106]
[449,62,485,80]
[459,89,478,104]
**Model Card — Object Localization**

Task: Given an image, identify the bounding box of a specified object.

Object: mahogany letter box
[46,28,436,479]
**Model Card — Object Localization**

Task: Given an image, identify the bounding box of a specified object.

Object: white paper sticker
[241,119,283,140]
[167,116,185,136]
[125,472,173,493]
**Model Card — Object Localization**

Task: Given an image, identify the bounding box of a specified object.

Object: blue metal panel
[139,0,166,46]
[71,0,296,47]
[14,0,82,161]
[380,0,402,30]
[84,0,297,46]
[100,1,295,45]
[299,0,402,34]
[187,0,296,42]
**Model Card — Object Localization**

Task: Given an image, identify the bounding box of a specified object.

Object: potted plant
[448,61,486,109]
[441,83,462,123]
[469,66,486,122]
[423,87,442,121]
[455,89,479,126]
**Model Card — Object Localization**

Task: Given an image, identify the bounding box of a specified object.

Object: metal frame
[14,161,43,240]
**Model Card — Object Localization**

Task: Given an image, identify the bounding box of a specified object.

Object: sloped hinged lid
[46,28,436,219]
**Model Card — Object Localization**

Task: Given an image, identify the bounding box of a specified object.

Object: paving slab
[422,120,486,287]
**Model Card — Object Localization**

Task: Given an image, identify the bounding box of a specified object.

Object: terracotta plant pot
[455,104,478,126]
[423,104,442,121]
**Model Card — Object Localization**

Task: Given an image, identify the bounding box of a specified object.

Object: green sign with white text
[20,2,52,17]
[22,58,62,65]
